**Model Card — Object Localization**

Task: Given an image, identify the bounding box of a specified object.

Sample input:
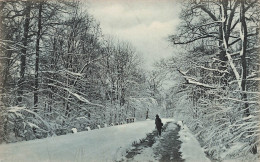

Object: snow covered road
[0,119,173,162]
[0,118,210,162]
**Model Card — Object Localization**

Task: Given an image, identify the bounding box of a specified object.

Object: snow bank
[178,121,210,162]
[0,118,173,162]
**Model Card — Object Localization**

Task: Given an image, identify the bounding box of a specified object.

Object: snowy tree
[0,0,156,142]
[167,0,259,159]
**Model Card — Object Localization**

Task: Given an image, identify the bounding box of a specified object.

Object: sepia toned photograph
[0,0,259,161]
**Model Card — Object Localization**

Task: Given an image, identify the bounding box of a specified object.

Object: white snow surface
[178,121,211,162]
[0,119,173,162]
[131,146,158,162]
[71,128,77,133]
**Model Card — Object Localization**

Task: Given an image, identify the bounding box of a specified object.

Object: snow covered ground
[177,121,211,162]
[0,119,212,162]
[0,119,173,162]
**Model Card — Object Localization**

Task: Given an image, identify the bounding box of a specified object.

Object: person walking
[155,114,163,136]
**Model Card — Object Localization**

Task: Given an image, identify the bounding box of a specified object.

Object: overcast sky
[84,0,181,70]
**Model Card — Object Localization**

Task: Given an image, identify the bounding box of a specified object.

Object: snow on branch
[228,78,260,85]
[221,5,241,89]
[62,69,84,77]
[177,69,216,89]
[230,46,260,56]
[65,88,104,108]
[47,83,104,108]
[193,4,218,21]
[233,90,260,95]
[187,79,216,89]
[171,35,217,45]
[246,78,260,81]
[196,65,229,73]
[72,55,106,87]
[216,96,258,104]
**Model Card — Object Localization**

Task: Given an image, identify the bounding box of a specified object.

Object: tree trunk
[240,0,249,117]
[240,0,257,154]
[218,0,228,86]
[34,2,43,112]
[18,2,31,104]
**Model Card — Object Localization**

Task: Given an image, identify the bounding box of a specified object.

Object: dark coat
[155,117,162,129]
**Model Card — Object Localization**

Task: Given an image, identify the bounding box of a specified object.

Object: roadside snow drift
[0,119,173,162]
[177,121,210,162]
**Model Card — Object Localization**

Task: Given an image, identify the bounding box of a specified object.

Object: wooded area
[0,0,163,143]
[163,0,259,160]
[0,0,259,161]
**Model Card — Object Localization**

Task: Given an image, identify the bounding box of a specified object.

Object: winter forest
[0,0,259,161]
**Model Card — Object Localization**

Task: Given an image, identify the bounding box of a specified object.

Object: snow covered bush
[4,107,50,142]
